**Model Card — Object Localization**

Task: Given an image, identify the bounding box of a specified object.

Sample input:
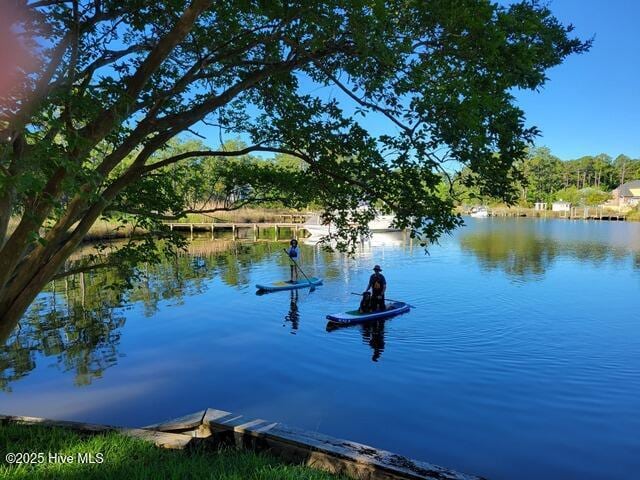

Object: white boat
[469,207,489,218]
[368,214,401,232]
[303,214,400,238]
[363,231,406,247]
[302,223,332,237]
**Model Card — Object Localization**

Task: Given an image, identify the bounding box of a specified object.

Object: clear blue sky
[514,0,640,160]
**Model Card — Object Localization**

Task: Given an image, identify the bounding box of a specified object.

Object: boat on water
[303,213,400,238]
[301,222,332,238]
[469,206,489,218]
[326,301,411,324]
[362,231,406,247]
[368,214,401,232]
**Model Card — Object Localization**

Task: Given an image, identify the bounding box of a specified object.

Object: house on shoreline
[612,180,640,208]
[551,201,571,212]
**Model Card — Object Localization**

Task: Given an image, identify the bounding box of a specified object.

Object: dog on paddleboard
[358,291,372,313]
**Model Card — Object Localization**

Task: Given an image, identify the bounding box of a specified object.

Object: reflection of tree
[460,230,557,279]
[2,239,303,390]
[460,227,634,279]
[129,240,294,314]
[1,274,126,391]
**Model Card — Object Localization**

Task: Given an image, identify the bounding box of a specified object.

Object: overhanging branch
[136,144,398,212]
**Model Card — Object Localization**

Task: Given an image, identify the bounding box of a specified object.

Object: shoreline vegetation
[67,203,640,240]
[8,204,639,247]
[7,202,639,254]
[7,208,314,243]
[0,423,346,480]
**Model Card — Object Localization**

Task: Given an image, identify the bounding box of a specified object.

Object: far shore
[6,205,638,246]
[6,208,316,243]
[459,205,639,222]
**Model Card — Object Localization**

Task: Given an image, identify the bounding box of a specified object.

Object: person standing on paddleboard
[365,265,386,311]
[287,239,301,282]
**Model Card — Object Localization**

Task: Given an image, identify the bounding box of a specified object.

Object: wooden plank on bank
[202,408,485,480]
[0,414,116,433]
[0,414,193,450]
[120,428,193,449]
[143,409,207,432]
[2,410,487,478]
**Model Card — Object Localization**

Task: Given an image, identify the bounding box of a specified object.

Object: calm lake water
[2,218,639,480]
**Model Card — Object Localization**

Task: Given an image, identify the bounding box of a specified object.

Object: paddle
[283,248,315,290]
[350,292,415,308]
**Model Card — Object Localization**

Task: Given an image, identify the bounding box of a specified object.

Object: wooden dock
[567,207,627,221]
[481,207,627,221]
[167,222,306,240]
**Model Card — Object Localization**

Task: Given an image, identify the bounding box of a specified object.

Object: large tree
[521,146,564,203]
[0,0,588,337]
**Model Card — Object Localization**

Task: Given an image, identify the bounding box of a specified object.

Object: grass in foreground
[0,424,346,480]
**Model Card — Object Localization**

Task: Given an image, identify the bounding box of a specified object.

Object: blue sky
[513,0,640,160]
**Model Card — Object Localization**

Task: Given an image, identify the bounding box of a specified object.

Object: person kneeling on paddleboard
[364,265,386,312]
[287,239,300,282]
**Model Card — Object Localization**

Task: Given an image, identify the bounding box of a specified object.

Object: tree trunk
[0,282,42,342]
[0,232,85,343]
[0,196,111,344]
[0,190,14,249]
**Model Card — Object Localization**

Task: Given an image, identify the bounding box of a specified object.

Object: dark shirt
[368,273,386,293]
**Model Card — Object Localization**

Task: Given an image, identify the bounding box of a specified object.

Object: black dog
[359,292,372,313]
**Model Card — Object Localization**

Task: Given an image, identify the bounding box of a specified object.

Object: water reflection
[1,274,126,391]
[326,319,387,362]
[3,222,640,480]
[459,230,556,280]
[2,238,308,391]
[459,221,638,280]
[284,290,300,333]
[361,320,386,362]
[4,223,639,390]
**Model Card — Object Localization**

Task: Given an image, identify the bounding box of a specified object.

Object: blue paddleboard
[256,277,323,292]
[326,301,410,324]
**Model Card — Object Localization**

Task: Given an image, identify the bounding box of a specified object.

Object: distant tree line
[453,147,640,207]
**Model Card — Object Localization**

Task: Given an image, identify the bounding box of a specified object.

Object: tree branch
[135,144,395,212]
[151,39,354,134]
[313,61,411,133]
[77,0,213,150]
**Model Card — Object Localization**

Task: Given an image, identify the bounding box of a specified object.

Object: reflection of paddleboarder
[362,319,385,362]
[284,289,300,333]
[286,239,300,282]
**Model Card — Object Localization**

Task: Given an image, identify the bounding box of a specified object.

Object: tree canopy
[0,0,588,335]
